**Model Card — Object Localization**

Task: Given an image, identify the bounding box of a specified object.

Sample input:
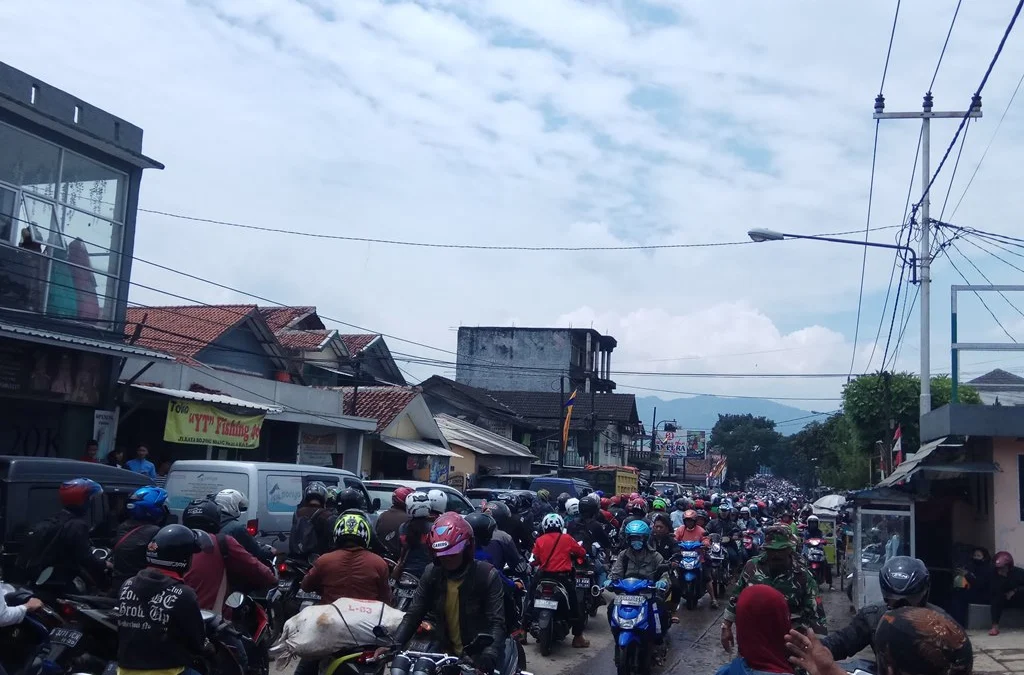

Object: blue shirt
[125,458,156,480]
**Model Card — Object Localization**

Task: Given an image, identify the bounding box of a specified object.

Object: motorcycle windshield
[617,578,651,593]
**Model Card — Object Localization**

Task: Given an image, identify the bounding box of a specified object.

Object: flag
[561,389,578,452]
[893,425,903,467]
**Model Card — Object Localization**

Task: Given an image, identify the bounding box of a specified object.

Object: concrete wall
[456,327,571,391]
[993,438,1024,561]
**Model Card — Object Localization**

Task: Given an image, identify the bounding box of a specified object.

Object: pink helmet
[429,513,473,557]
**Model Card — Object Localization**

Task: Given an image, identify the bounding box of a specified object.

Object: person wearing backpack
[289,481,335,558]
[214,489,275,566]
[110,486,169,592]
[17,478,110,590]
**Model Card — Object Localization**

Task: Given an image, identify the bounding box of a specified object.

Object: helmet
[59,478,103,510]
[628,497,647,515]
[427,489,448,514]
[652,498,667,511]
[879,556,931,607]
[182,498,222,533]
[541,513,565,534]
[624,519,651,551]
[336,487,363,512]
[694,499,705,509]
[600,497,611,510]
[610,496,621,506]
[719,504,732,515]
[483,501,512,529]
[334,511,372,549]
[758,501,766,510]
[675,498,686,510]
[429,513,473,557]
[393,487,415,508]
[213,489,249,520]
[696,509,708,522]
[536,489,551,502]
[325,486,340,508]
[749,504,759,515]
[580,495,600,518]
[995,551,1015,569]
[557,493,571,511]
[807,514,819,524]
[406,491,431,518]
[683,509,697,521]
[147,524,204,573]
[465,512,497,547]
[565,498,580,517]
[126,486,169,523]
[304,481,328,505]
[739,506,750,515]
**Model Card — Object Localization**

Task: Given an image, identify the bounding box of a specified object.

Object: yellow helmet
[333,511,371,549]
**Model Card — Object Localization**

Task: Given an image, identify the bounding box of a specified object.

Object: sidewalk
[969,630,1024,674]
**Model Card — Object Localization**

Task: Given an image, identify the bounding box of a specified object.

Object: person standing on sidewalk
[990,551,1024,636]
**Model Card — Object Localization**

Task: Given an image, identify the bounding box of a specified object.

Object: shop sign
[163,399,264,449]
[299,430,336,467]
[655,429,707,459]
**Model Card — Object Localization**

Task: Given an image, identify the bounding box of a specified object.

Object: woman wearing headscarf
[715,584,794,675]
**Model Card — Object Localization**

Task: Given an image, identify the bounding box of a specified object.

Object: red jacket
[185,534,276,613]
[531,532,586,573]
[600,509,619,529]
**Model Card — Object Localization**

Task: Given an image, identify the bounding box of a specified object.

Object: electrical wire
[948,239,1024,321]
[848,120,881,380]
[879,0,903,95]
[930,0,964,91]
[616,383,841,402]
[940,238,1018,342]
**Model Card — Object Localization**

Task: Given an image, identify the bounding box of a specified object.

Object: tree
[784,413,865,489]
[710,414,784,483]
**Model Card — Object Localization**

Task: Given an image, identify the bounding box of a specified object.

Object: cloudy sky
[4,0,1024,414]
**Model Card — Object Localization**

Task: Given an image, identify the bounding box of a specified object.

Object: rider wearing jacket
[530,513,590,648]
[110,486,168,591]
[214,489,274,566]
[375,487,413,558]
[609,520,671,642]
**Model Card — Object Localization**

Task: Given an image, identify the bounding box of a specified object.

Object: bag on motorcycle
[289,508,323,557]
[269,598,406,665]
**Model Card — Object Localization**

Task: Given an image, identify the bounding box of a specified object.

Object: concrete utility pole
[874,92,982,421]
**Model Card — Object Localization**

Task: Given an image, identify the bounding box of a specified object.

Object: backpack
[15,512,72,582]
[289,508,324,557]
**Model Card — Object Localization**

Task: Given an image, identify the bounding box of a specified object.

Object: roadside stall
[811,494,846,579]
[847,487,916,609]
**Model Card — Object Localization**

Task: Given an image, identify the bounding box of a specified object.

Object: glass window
[19,196,62,249]
[61,207,121,320]
[860,512,911,571]
[0,187,16,244]
[60,152,126,222]
[0,123,60,198]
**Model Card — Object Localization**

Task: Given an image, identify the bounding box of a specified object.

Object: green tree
[784,413,865,489]
[710,413,784,483]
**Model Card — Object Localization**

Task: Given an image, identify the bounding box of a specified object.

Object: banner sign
[655,429,707,459]
[163,399,264,449]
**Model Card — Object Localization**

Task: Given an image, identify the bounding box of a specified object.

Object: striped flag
[893,425,903,467]
[561,389,578,452]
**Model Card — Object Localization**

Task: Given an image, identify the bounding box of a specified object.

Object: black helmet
[879,556,931,608]
[182,498,222,534]
[483,501,512,530]
[557,492,571,510]
[147,524,203,573]
[303,481,328,506]
[579,494,599,518]
[335,487,363,512]
[674,498,686,510]
[465,512,496,547]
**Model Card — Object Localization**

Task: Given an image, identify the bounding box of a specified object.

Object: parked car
[363,480,474,515]
[0,456,153,579]
[651,481,684,497]
[529,476,592,499]
[163,460,377,548]
[465,488,536,509]
[474,474,538,491]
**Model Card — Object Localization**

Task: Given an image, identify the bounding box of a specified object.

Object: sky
[4,0,1024,415]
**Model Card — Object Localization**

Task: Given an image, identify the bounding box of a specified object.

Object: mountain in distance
[633,395,825,437]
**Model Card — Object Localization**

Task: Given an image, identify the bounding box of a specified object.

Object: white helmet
[565,498,580,517]
[427,489,448,514]
[541,513,565,534]
[214,489,249,520]
[406,491,431,518]
[807,514,819,523]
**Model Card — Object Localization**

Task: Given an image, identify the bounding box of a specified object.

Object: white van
[164,460,379,545]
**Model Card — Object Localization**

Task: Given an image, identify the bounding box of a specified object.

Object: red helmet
[758,501,766,509]
[428,513,473,557]
[628,497,648,514]
[630,492,641,500]
[995,551,1015,568]
[683,509,697,521]
[393,487,414,508]
[610,496,621,506]
[600,497,611,509]
[60,478,103,509]
[694,499,705,509]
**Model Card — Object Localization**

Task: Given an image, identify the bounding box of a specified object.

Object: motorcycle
[374,627,530,675]
[527,575,573,656]
[223,592,272,675]
[706,535,729,599]
[389,571,419,612]
[269,557,319,640]
[574,542,603,621]
[0,584,64,675]
[674,540,704,611]
[22,590,120,675]
[607,578,663,675]
[805,538,828,585]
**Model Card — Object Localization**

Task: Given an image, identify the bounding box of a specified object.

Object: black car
[0,456,153,578]
[465,488,536,509]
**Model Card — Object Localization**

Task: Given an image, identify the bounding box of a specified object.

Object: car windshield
[366,487,397,509]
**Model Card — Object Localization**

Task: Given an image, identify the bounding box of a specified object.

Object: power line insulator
[923,92,934,112]
[874,94,886,114]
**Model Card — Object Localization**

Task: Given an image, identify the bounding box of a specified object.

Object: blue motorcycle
[608,578,661,675]
[675,540,704,611]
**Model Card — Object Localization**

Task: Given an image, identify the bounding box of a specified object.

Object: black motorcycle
[374,627,530,675]
[527,576,573,656]
[269,557,319,640]
[0,584,64,675]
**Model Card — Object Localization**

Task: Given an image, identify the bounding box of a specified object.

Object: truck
[558,465,639,496]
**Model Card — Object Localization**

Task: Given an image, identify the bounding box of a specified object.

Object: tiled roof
[277,329,335,351]
[259,306,316,332]
[968,368,1024,388]
[340,386,419,432]
[488,391,640,430]
[340,334,380,354]
[125,305,256,359]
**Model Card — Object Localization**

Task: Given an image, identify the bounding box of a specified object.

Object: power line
[948,239,1024,322]
[939,238,1018,342]
[849,120,881,379]
[878,0,903,95]
[930,0,964,91]
[616,383,841,402]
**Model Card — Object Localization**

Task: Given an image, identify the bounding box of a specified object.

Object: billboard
[655,429,706,459]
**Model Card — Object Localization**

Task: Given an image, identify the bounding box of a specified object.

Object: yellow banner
[163,399,264,449]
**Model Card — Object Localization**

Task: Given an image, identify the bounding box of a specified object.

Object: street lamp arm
[747,230,918,283]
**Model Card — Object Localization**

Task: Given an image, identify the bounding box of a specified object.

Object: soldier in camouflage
[721,525,826,651]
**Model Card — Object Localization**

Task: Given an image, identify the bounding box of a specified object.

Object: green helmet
[652,498,667,511]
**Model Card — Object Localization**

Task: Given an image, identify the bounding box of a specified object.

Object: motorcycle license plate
[295,591,320,600]
[396,588,415,598]
[617,595,645,607]
[49,627,82,648]
[534,599,559,610]
[576,577,592,588]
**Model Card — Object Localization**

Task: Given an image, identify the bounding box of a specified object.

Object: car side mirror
[372,498,381,512]
[225,592,245,609]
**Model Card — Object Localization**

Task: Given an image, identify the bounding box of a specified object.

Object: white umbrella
[813,494,846,515]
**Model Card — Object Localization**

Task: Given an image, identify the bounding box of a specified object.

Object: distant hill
[634,395,826,437]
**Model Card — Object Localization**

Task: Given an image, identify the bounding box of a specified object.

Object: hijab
[736,584,794,674]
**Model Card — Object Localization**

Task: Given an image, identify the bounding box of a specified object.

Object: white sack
[269,598,406,666]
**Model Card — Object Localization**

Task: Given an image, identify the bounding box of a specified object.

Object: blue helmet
[624,519,652,551]
[126,486,168,523]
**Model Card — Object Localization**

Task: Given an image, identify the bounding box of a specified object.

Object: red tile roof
[277,329,334,351]
[340,334,380,354]
[260,306,316,332]
[340,386,419,431]
[125,305,256,359]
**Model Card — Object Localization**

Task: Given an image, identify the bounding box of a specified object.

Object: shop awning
[434,414,534,458]
[273,409,377,432]
[130,384,283,414]
[0,321,173,360]
[878,436,963,487]
[919,462,1000,475]
[381,436,462,458]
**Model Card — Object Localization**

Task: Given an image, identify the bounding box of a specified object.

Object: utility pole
[874,92,982,421]
[559,374,566,470]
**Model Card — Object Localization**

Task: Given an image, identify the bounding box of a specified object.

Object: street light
[747,228,918,283]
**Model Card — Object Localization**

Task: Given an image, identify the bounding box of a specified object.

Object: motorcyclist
[468,512,525,642]
[608,496,628,526]
[375,486,414,558]
[487,498,533,554]
[564,497,581,525]
[302,511,391,604]
[567,495,611,588]
[621,497,650,532]
[394,491,435,579]
[213,488,274,566]
[824,556,941,660]
[671,499,687,530]
[115,524,206,675]
[17,478,109,590]
[608,520,671,646]
[110,486,169,592]
[650,513,676,560]
[804,514,824,540]
[290,481,337,556]
[651,498,668,515]
[674,509,717,610]
[529,513,590,648]
[380,514,506,673]
[530,489,553,529]
[738,506,758,531]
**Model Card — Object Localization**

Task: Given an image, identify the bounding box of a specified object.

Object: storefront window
[0,123,59,199]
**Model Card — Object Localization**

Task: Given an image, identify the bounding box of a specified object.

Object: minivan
[528,476,593,499]
[164,461,378,546]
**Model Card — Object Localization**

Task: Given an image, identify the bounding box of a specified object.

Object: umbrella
[813,494,846,515]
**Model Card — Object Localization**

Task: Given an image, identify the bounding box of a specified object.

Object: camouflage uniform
[723,525,827,634]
